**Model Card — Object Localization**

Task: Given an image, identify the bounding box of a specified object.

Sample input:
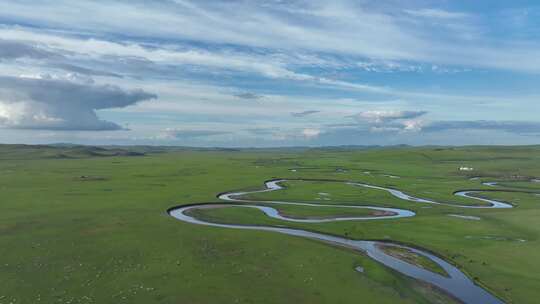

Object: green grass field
[1,144,539,303]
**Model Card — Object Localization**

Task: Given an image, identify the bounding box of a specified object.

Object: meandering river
[169,178,515,304]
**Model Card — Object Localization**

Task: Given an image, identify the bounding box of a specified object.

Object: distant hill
[2,143,538,160]
[0,144,145,160]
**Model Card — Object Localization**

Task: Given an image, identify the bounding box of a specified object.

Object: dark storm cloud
[0,76,157,131]
[291,110,320,117]
[234,92,264,100]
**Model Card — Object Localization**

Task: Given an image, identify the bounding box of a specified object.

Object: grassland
[376,245,449,277]
[1,144,540,303]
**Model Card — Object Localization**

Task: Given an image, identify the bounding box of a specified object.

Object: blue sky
[0,0,539,147]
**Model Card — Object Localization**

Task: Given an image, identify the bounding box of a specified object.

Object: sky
[0,0,539,147]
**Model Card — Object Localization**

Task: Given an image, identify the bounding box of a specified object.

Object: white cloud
[404,9,470,19]
[345,110,429,134]
[302,128,322,139]
[0,30,389,93]
[1,1,539,72]
[401,119,425,132]
[354,110,427,123]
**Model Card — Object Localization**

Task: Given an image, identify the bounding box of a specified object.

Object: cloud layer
[354,110,427,123]
[0,39,58,60]
[423,120,540,134]
[2,1,540,72]
[0,1,538,146]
